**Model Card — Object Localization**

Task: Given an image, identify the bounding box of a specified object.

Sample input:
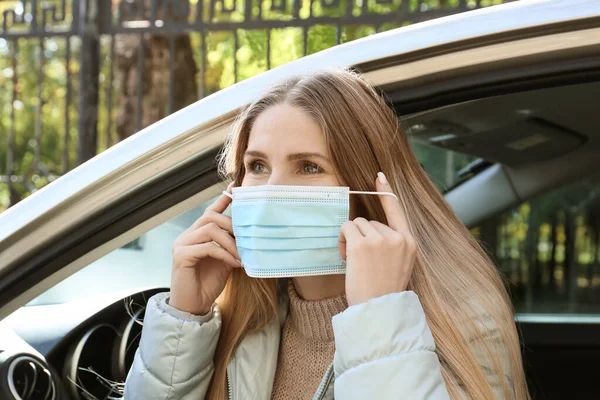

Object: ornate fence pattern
[0,0,510,210]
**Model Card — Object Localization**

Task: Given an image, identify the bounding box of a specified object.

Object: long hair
[208,68,528,399]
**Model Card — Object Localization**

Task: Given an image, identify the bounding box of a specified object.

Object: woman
[124,69,528,399]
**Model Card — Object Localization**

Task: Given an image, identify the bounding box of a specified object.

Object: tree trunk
[77,0,100,164]
[114,1,198,141]
[588,208,600,302]
[564,209,577,311]
[549,212,559,289]
[8,185,21,208]
[480,215,499,265]
[533,230,543,291]
[524,199,541,311]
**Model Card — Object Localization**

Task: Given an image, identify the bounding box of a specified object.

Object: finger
[338,221,363,260]
[189,209,233,233]
[180,242,241,268]
[369,220,397,236]
[375,172,410,233]
[352,217,381,238]
[182,223,240,259]
[206,181,235,214]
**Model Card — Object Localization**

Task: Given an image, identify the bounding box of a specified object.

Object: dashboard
[0,288,168,400]
[2,285,600,400]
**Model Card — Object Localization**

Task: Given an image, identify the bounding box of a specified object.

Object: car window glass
[472,175,600,314]
[411,142,478,191]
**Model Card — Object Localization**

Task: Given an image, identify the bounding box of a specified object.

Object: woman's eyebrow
[287,152,331,163]
[244,150,268,158]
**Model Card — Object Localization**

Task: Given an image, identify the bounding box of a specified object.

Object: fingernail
[377,172,388,185]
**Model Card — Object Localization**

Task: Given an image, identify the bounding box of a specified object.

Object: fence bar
[303,27,307,56]
[35,38,44,165]
[106,36,115,148]
[63,36,71,174]
[200,30,206,98]
[7,40,19,206]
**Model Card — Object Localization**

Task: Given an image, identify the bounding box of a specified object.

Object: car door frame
[1,1,600,320]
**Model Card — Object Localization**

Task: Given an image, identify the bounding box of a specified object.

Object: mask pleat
[236,236,339,250]
[239,248,344,271]
[234,225,341,238]
[232,202,347,226]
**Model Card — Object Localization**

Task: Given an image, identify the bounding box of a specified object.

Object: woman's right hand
[169,184,241,315]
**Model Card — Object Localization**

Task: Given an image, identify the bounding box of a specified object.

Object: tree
[114,0,198,141]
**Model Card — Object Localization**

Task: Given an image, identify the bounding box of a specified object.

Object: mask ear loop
[349,190,399,201]
[223,190,397,200]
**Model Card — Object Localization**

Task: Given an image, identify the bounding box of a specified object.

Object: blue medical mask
[224,185,397,278]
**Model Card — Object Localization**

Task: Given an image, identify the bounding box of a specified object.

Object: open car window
[26,194,221,306]
[26,140,473,306]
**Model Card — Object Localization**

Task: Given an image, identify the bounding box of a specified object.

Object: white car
[1,1,599,399]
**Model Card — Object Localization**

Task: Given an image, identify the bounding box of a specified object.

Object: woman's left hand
[339,172,417,306]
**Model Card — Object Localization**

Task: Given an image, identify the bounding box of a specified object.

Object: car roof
[0,0,597,242]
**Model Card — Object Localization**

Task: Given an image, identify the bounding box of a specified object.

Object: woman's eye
[249,161,266,174]
[302,162,322,175]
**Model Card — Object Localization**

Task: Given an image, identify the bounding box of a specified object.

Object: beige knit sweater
[271,282,348,400]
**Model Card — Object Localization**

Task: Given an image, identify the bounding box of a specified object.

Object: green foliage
[1,0,504,209]
[0,36,78,209]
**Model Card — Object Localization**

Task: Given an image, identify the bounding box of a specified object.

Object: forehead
[248,103,327,152]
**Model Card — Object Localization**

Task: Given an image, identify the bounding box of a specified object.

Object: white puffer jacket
[123,290,512,399]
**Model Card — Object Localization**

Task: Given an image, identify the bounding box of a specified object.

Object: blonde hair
[209,68,528,399]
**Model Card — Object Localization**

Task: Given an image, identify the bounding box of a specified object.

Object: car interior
[1,41,600,400]
[402,80,600,399]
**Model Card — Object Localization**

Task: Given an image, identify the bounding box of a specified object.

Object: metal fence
[0,0,510,210]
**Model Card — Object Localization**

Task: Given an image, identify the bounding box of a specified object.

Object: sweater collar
[286,280,347,342]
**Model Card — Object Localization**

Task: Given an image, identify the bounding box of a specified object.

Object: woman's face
[241,103,343,188]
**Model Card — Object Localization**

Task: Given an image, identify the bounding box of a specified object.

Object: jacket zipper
[313,363,334,400]
[226,360,332,400]
[227,359,235,400]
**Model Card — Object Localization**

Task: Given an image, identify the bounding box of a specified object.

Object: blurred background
[1,0,598,314]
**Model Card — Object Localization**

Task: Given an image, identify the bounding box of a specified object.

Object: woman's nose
[266,172,288,186]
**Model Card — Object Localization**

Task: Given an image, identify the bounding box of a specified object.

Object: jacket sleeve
[123,292,221,400]
[332,291,449,399]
